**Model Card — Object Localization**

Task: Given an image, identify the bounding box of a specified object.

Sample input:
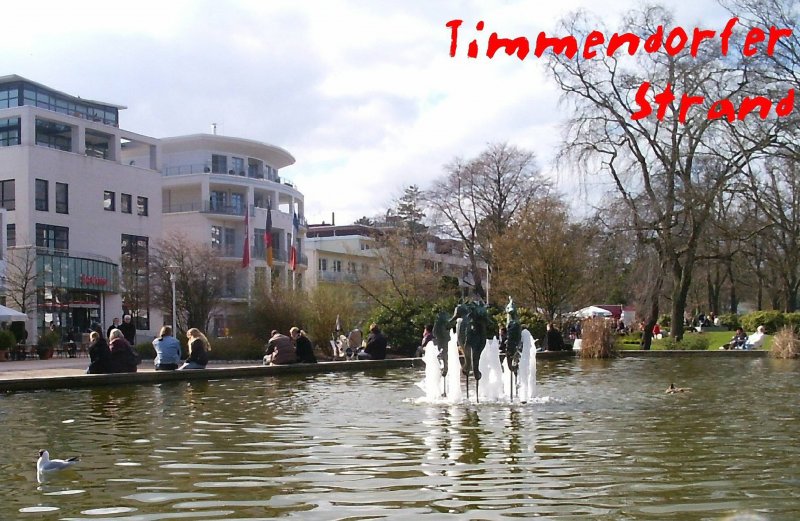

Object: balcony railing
[163,162,281,182]
[318,271,359,283]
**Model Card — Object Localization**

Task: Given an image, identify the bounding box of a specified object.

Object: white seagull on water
[37,449,79,481]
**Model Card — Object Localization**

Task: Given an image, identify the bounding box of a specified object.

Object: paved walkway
[0,357,258,381]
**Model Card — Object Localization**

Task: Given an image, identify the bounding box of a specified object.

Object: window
[0,117,20,147]
[35,119,71,151]
[211,226,222,250]
[232,157,245,175]
[0,179,14,210]
[6,224,15,247]
[347,261,357,274]
[35,179,48,211]
[333,260,342,272]
[319,258,328,271]
[212,154,227,173]
[55,182,68,214]
[104,191,115,211]
[35,223,69,251]
[137,196,148,216]
[121,193,132,214]
[121,234,150,330]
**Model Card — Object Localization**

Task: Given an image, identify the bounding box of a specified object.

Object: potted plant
[0,329,15,361]
[36,331,60,360]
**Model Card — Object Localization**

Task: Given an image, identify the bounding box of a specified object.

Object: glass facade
[0,80,118,126]
[120,234,150,330]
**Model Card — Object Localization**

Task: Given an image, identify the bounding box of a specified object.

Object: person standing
[179,328,210,370]
[544,323,565,351]
[265,329,296,365]
[108,329,138,373]
[153,325,182,370]
[359,323,387,360]
[106,317,120,340]
[291,327,317,364]
[118,315,137,345]
[86,330,112,374]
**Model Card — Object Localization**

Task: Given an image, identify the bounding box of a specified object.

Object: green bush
[492,306,547,342]
[134,341,156,360]
[208,334,265,360]
[717,313,740,331]
[783,312,800,333]
[661,334,710,350]
[37,331,60,348]
[741,310,784,334]
[368,296,460,356]
[658,314,671,327]
[0,329,16,349]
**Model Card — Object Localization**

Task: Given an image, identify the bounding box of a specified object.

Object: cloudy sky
[7,0,730,224]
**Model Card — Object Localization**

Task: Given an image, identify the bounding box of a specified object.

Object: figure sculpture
[451,300,489,400]
[432,311,452,379]
[505,297,522,398]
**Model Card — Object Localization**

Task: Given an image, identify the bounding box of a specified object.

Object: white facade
[123,134,306,336]
[0,75,162,341]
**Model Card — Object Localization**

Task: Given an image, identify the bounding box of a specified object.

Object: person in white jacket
[743,325,766,350]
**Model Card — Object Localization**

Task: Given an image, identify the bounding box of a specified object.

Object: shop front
[36,253,119,341]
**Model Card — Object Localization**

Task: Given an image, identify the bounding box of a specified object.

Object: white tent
[0,305,27,322]
[574,306,613,318]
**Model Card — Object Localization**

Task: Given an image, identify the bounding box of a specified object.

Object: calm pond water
[0,357,798,520]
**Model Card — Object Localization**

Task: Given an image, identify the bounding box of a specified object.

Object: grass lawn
[618,330,773,351]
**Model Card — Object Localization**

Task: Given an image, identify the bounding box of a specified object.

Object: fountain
[418,328,537,404]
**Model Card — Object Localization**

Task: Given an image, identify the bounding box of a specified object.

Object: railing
[317,271,358,283]
[163,163,281,182]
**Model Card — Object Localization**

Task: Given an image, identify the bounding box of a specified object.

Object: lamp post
[166,265,178,333]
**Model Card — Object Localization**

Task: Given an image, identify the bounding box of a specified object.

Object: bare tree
[426,142,548,302]
[3,246,38,315]
[547,6,779,338]
[150,233,230,333]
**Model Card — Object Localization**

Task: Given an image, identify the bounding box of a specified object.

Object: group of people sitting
[720,325,766,350]
[86,324,211,374]
[264,327,318,365]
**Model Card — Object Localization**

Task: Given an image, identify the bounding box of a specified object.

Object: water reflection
[0,359,798,519]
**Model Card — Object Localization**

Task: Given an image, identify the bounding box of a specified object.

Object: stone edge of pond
[0,358,425,393]
[0,351,772,393]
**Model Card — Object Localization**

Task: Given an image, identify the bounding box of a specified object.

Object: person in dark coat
[179,328,210,369]
[86,330,112,374]
[106,317,120,341]
[291,327,317,364]
[108,329,139,373]
[118,314,137,345]
[359,323,387,360]
[544,323,565,351]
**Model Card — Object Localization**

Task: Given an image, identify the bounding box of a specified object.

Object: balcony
[163,162,281,182]
[317,271,359,283]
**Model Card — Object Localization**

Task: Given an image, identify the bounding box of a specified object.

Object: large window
[212,154,227,173]
[0,179,14,210]
[36,223,69,251]
[35,179,48,211]
[104,191,115,211]
[137,196,148,216]
[0,117,20,146]
[319,258,328,271]
[55,182,68,214]
[121,234,150,330]
[232,157,245,175]
[121,193,132,214]
[35,119,72,151]
[6,224,15,247]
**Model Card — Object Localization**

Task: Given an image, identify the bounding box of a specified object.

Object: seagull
[37,449,79,479]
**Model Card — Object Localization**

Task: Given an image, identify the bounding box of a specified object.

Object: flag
[242,205,250,268]
[289,211,299,271]
[264,199,273,268]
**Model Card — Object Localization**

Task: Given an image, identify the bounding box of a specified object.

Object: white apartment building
[123,134,306,336]
[0,75,162,341]
[305,224,489,298]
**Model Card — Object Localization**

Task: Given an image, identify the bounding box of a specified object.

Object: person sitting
[743,325,767,350]
[265,329,296,365]
[179,328,210,369]
[358,323,387,360]
[153,325,182,370]
[108,329,139,373]
[291,327,317,364]
[721,327,748,350]
[86,330,112,374]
